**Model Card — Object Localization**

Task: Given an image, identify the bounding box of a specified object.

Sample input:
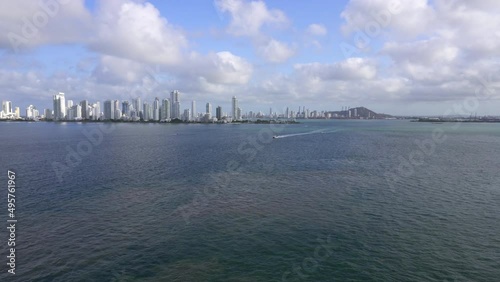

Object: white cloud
[182,51,253,85]
[215,0,288,37]
[0,0,92,52]
[307,24,327,36]
[294,58,377,81]
[341,0,435,39]
[257,39,295,63]
[90,1,187,66]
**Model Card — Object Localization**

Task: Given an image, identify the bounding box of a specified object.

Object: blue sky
[1,0,500,116]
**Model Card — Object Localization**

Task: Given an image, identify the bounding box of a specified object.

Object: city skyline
[1,90,400,121]
[0,1,499,116]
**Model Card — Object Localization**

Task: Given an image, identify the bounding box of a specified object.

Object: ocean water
[0,120,499,281]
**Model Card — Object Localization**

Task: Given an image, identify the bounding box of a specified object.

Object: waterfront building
[191,100,196,121]
[183,109,190,121]
[206,102,212,119]
[122,101,130,117]
[161,98,170,121]
[80,100,90,120]
[143,102,152,121]
[103,100,115,120]
[2,101,12,114]
[153,97,160,121]
[232,96,239,121]
[53,92,66,120]
[171,90,180,119]
[216,106,222,120]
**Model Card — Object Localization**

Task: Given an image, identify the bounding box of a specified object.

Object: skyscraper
[26,105,36,119]
[232,96,238,121]
[53,92,66,120]
[93,102,101,120]
[161,98,170,121]
[183,109,190,121]
[133,97,142,118]
[44,109,52,120]
[191,100,196,121]
[2,101,12,114]
[206,102,212,118]
[170,90,180,119]
[103,100,114,120]
[80,100,89,120]
[216,106,222,120]
[112,100,120,119]
[122,101,130,117]
[153,97,160,121]
[143,102,152,121]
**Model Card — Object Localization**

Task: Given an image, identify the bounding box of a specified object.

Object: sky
[1,0,500,116]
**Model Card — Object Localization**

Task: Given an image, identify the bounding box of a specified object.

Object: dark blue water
[0,120,499,281]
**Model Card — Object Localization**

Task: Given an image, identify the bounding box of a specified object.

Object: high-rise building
[92,102,101,120]
[122,101,130,117]
[153,97,160,121]
[161,98,170,121]
[80,100,89,120]
[113,100,122,119]
[53,92,66,120]
[183,109,190,121]
[2,101,12,114]
[133,97,142,118]
[14,107,20,119]
[191,100,196,121]
[216,106,222,120]
[103,100,115,120]
[44,109,52,120]
[170,90,180,119]
[237,107,242,121]
[232,96,238,121]
[26,105,36,119]
[143,102,152,121]
[68,104,82,120]
[206,102,212,119]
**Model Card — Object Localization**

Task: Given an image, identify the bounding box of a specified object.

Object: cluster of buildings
[1,91,243,123]
[1,92,389,122]
[1,101,43,120]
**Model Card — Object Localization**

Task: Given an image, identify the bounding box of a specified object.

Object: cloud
[294,58,377,81]
[340,0,434,39]
[0,0,92,52]
[90,1,187,66]
[181,51,253,85]
[257,39,295,63]
[214,0,288,37]
[307,24,327,36]
[90,55,151,85]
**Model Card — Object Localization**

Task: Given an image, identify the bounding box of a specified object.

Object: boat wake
[273,129,341,139]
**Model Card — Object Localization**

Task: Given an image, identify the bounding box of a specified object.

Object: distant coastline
[414,118,500,123]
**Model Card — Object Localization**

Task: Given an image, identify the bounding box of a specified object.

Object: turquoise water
[0,120,499,281]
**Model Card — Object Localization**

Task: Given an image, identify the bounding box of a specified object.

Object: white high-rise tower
[191,100,196,121]
[53,92,66,120]
[232,96,238,121]
[170,90,180,119]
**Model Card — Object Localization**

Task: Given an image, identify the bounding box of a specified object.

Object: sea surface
[0,120,499,281]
